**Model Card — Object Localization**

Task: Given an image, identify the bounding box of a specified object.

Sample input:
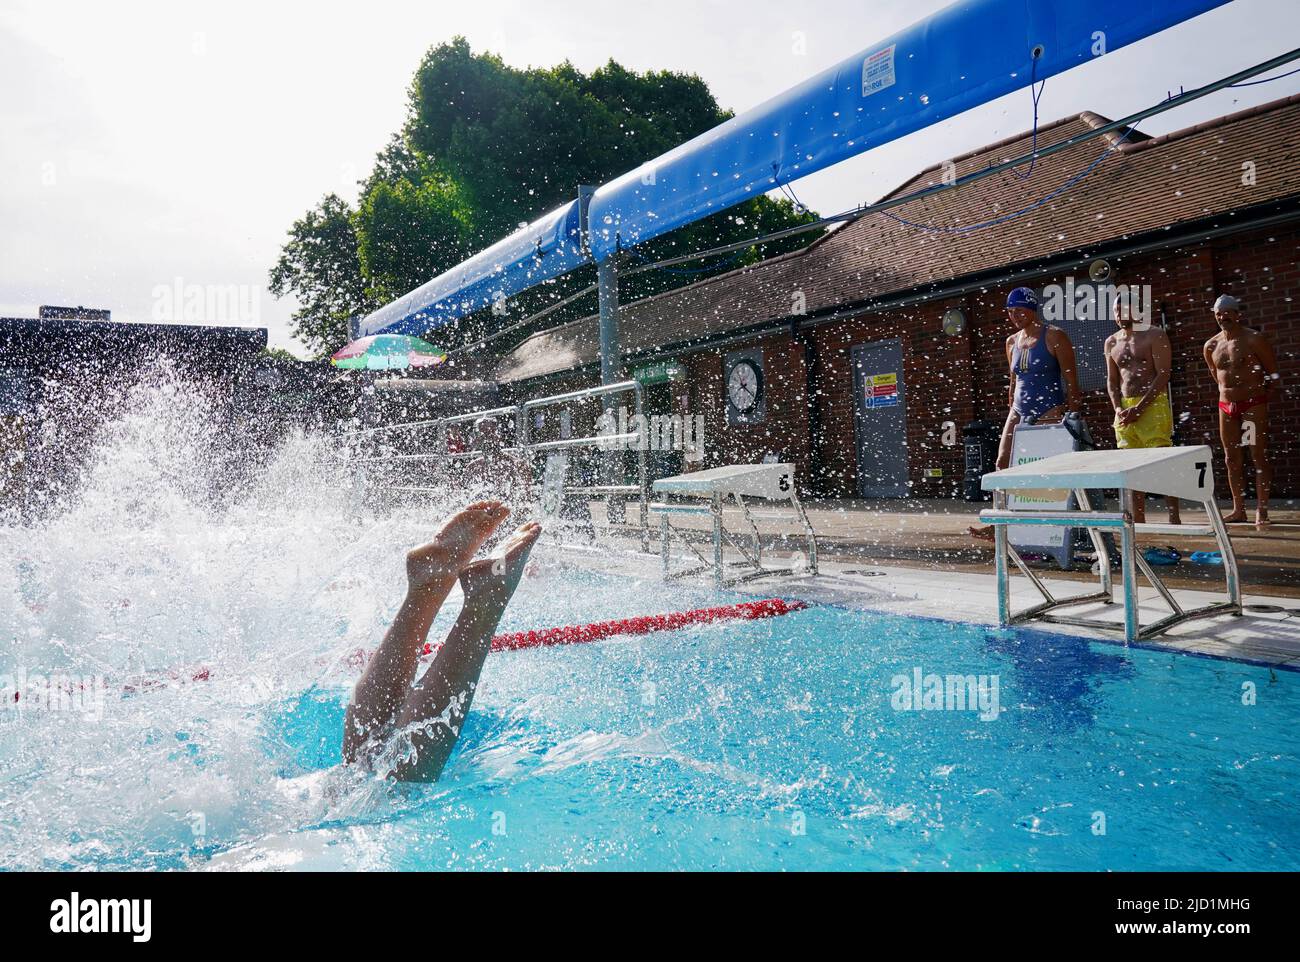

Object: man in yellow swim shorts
[1104,292,1180,524]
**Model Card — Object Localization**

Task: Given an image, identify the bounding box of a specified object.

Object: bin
[962,420,1000,501]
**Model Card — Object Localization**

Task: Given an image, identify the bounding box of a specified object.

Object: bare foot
[1256,509,1272,529]
[1222,509,1248,524]
[406,500,509,591]
[459,521,542,613]
[968,525,994,542]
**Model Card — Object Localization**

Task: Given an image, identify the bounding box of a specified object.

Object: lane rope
[10,598,810,700]
[478,597,806,653]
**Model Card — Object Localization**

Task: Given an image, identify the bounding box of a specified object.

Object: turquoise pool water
[250,580,1299,871]
[10,563,1296,872]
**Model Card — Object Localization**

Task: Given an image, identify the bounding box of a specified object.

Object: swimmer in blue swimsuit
[343,501,541,781]
[969,287,1083,541]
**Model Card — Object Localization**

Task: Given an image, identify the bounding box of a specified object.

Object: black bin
[962,420,1000,501]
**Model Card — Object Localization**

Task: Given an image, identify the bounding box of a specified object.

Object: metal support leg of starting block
[985,489,1242,644]
[710,493,724,585]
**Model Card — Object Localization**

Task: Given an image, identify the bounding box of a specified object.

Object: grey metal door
[852,339,909,497]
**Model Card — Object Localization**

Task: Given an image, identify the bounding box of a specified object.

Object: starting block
[650,463,818,585]
[979,445,1241,644]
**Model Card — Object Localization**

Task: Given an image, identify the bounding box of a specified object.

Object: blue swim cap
[1006,287,1040,309]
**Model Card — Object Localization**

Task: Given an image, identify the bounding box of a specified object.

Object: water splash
[0,370,452,869]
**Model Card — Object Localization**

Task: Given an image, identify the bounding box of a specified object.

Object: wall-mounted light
[942,307,967,336]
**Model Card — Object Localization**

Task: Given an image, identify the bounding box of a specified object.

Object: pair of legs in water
[343,501,540,782]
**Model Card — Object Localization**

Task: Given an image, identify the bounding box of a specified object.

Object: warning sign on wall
[863,372,899,408]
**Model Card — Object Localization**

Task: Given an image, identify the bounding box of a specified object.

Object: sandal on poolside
[1143,546,1181,566]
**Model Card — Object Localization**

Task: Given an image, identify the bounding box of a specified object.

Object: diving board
[651,463,818,585]
[980,445,1241,643]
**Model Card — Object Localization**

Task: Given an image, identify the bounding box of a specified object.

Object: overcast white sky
[2,0,1298,354]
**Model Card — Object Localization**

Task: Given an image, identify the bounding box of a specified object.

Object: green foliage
[354,166,472,304]
[270,37,820,358]
[258,346,301,364]
[267,193,371,358]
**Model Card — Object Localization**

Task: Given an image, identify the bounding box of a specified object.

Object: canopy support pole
[598,256,621,385]
[596,256,625,514]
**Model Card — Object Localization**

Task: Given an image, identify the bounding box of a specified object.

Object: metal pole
[1205,497,1242,611]
[711,492,724,586]
[598,257,621,385]
[634,380,649,552]
[994,490,1010,625]
[1120,521,1139,644]
[597,256,623,515]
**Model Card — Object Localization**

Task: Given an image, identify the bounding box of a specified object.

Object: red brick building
[486,94,1300,500]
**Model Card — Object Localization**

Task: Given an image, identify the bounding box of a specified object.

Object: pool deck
[572,496,1300,668]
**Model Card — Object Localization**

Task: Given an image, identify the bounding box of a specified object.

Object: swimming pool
[2,380,1297,871]
[5,559,1298,871]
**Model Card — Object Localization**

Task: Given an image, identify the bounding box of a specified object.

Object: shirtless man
[1203,294,1279,527]
[969,287,1083,540]
[1105,293,1179,524]
[343,501,541,782]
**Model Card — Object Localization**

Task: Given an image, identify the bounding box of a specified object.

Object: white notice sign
[1007,424,1077,550]
[862,45,896,97]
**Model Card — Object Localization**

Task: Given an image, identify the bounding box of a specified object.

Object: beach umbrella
[330,334,448,370]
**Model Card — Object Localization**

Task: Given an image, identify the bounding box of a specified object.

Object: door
[852,339,909,497]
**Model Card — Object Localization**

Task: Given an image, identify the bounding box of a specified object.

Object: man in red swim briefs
[1203,294,1280,527]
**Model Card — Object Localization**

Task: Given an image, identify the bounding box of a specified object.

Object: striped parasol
[329,334,447,370]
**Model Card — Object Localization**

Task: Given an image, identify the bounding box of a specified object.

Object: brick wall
[507,223,1300,501]
[678,333,815,489]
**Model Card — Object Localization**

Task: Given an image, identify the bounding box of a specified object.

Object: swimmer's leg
[343,501,508,764]
[387,521,542,783]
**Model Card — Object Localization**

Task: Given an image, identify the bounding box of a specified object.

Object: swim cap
[1006,287,1040,309]
[1213,294,1241,312]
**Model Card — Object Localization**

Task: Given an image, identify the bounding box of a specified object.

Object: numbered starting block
[650,463,818,585]
[979,445,1241,643]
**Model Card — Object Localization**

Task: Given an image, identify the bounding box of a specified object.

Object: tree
[354,166,472,305]
[270,39,819,358]
[267,194,371,357]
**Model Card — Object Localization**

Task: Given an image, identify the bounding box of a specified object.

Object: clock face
[727,360,762,411]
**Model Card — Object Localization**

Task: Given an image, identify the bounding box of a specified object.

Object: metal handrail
[520,379,649,551]
[342,380,654,552]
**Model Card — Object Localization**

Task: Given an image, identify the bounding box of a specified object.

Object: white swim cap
[1213,294,1241,312]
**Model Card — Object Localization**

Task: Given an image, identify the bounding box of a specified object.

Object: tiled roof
[495,93,1300,383]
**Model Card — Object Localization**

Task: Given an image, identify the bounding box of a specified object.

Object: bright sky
[2,0,1298,354]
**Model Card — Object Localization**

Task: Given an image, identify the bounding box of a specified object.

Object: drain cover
[1244,603,1288,614]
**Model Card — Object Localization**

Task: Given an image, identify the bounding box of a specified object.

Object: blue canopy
[358,199,585,337]
[360,0,1230,335]
[586,0,1230,260]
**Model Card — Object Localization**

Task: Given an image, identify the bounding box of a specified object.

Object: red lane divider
[8,598,810,700]
[480,597,807,654]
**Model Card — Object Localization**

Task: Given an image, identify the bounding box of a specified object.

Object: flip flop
[1189,551,1223,565]
[1143,546,1181,566]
